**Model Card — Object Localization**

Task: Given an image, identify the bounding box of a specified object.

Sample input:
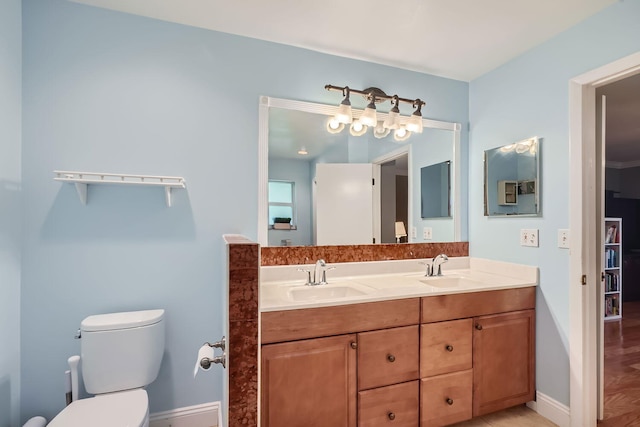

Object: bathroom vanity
[259,258,537,427]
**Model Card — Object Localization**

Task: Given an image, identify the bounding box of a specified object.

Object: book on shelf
[605,272,620,292]
[605,294,620,317]
[605,247,619,268]
[605,224,618,244]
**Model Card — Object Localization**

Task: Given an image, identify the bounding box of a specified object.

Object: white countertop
[260,257,538,312]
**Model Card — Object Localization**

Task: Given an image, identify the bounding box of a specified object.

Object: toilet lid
[48,389,148,427]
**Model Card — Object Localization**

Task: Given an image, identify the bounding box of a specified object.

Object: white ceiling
[71,0,616,81]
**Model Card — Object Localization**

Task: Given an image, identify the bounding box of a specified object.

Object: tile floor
[451,405,558,426]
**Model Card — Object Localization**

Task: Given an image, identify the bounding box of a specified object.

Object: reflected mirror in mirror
[484,137,540,216]
[421,161,451,219]
[259,97,461,247]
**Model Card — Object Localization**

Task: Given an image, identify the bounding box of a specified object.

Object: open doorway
[378,154,409,243]
[597,72,640,425]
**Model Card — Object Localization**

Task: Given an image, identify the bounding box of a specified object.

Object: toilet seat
[48,389,149,427]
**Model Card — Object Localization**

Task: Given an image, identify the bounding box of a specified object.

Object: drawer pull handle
[475,323,483,330]
[387,354,396,363]
[445,345,454,352]
[446,398,454,406]
[388,412,396,421]
[350,342,358,349]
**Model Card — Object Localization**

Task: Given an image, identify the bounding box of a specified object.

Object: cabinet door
[473,309,535,417]
[261,334,357,427]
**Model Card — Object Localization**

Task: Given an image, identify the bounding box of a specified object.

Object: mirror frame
[258,96,462,246]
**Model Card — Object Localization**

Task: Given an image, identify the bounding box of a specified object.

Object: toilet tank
[80,309,165,395]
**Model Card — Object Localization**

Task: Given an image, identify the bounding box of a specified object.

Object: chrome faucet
[432,253,449,276]
[313,259,327,285]
[298,259,334,286]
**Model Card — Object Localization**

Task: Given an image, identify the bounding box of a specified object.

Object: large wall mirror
[258,96,462,247]
[484,137,540,216]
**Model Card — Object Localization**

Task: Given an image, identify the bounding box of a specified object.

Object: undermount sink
[419,276,483,288]
[286,284,372,302]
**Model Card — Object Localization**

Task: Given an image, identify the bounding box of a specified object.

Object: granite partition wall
[225,235,260,427]
[225,240,468,427]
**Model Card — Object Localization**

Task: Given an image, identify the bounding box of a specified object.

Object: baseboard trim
[527,391,570,427]
[149,401,221,427]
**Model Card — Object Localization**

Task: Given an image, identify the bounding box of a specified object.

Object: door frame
[569,51,640,427]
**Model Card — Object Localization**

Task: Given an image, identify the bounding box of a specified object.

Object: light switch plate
[520,229,539,247]
[411,227,417,239]
[558,229,570,249]
[423,227,433,240]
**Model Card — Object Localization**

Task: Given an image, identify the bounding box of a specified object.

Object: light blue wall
[469,0,640,406]
[21,0,469,421]
[0,0,22,425]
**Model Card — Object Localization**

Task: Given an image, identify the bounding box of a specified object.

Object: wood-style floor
[599,300,640,426]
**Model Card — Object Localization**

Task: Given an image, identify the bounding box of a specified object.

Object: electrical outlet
[411,227,417,239]
[520,229,539,247]
[558,229,570,249]
[423,227,433,240]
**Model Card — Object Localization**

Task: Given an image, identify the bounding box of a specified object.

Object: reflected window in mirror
[268,180,296,228]
[421,161,451,219]
[484,137,540,216]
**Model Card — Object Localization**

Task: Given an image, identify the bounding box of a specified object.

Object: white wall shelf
[53,171,186,207]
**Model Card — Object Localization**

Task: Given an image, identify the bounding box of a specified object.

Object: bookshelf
[604,217,622,320]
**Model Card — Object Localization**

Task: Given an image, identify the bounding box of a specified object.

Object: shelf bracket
[165,187,172,208]
[75,183,88,205]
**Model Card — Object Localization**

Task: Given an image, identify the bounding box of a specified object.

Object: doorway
[569,52,640,427]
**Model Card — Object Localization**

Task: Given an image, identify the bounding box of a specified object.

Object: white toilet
[48,309,165,427]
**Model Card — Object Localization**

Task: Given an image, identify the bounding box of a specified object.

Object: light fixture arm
[324,84,425,108]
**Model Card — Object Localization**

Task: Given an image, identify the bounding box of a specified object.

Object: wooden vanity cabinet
[261,334,357,427]
[261,287,536,427]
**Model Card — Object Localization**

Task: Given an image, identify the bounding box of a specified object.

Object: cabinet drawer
[358,381,419,427]
[358,325,419,390]
[421,318,472,377]
[421,287,535,323]
[420,370,472,427]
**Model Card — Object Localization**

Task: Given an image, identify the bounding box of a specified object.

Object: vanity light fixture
[325,84,426,140]
[334,87,353,124]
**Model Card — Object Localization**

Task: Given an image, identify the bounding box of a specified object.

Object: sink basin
[286,284,371,302]
[419,276,482,288]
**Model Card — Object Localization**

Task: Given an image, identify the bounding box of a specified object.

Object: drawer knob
[475,323,483,330]
[350,342,358,349]
[387,354,396,363]
[446,398,454,406]
[445,344,454,352]
[388,412,396,421]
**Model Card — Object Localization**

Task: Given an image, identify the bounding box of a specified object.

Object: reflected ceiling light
[297,146,308,155]
[393,126,411,142]
[349,120,368,136]
[373,121,391,139]
[405,100,424,134]
[326,117,345,134]
[325,84,425,140]
[383,96,400,130]
[334,87,353,124]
